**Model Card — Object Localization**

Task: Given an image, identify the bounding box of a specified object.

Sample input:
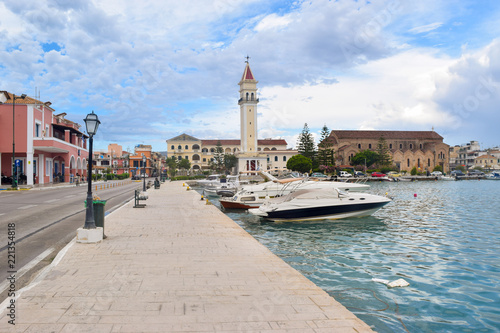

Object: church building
[166,60,298,174]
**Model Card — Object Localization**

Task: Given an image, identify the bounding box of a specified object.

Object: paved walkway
[0,181,374,332]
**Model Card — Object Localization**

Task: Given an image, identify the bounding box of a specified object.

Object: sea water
[216,180,500,332]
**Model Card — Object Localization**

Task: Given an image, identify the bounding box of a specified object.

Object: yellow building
[326,130,450,172]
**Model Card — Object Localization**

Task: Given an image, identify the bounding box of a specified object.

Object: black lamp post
[83,111,100,229]
[142,154,147,191]
[12,93,27,189]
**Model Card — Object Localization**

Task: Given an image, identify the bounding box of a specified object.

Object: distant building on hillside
[324,130,450,173]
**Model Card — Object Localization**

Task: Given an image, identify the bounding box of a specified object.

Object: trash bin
[85,199,107,238]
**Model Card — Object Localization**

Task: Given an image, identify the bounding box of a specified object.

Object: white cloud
[409,22,444,34]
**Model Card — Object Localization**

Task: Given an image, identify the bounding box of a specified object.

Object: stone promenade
[0,181,374,332]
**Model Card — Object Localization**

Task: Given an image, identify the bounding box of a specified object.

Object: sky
[1,0,500,152]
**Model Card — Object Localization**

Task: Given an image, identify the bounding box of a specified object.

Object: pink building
[0,91,89,186]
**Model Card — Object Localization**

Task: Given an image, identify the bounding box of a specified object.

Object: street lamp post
[12,93,27,189]
[142,154,146,191]
[83,111,100,229]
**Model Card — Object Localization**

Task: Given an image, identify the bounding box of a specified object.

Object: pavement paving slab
[0,181,375,332]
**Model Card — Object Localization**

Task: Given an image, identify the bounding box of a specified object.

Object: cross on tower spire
[245,55,250,63]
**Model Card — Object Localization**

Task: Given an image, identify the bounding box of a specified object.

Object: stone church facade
[326,130,450,173]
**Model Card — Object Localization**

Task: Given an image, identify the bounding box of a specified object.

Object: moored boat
[248,188,391,221]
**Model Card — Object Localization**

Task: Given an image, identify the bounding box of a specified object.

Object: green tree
[317,124,335,167]
[209,140,225,172]
[432,165,443,172]
[223,154,238,173]
[376,136,392,167]
[178,158,191,171]
[351,150,378,168]
[286,154,313,174]
[297,123,316,160]
[166,156,178,177]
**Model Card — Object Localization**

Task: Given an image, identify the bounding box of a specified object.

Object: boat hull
[219,199,262,209]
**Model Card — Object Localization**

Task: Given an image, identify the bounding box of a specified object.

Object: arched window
[274,156,278,162]
[389,144,393,149]
[407,159,410,167]
[358,144,361,149]
[185,145,188,150]
[178,145,181,150]
[246,92,249,101]
[410,144,413,149]
[251,93,254,100]
[202,148,208,153]
[171,145,174,150]
[428,158,431,167]
[192,144,200,150]
[420,144,423,149]
[400,144,403,149]
[283,156,286,161]
[210,148,215,153]
[192,154,200,161]
[369,144,372,149]
[271,147,277,151]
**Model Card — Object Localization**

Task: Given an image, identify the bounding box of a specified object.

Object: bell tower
[239,58,259,153]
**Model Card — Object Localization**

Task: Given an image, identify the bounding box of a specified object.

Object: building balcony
[33,137,86,154]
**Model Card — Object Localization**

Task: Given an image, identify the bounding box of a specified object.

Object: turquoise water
[213,180,500,332]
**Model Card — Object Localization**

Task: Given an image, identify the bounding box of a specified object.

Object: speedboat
[249,188,391,221]
[203,175,244,197]
[196,174,222,187]
[440,175,456,181]
[219,176,371,210]
[486,171,500,180]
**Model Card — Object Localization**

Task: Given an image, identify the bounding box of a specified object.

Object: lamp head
[84,111,100,137]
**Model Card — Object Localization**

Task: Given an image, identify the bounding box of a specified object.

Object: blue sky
[1,0,500,152]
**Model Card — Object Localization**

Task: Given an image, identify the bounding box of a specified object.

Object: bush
[432,165,443,172]
[410,167,418,175]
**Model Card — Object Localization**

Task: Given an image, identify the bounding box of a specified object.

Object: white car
[338,171,352,177]
[430,171,443,176]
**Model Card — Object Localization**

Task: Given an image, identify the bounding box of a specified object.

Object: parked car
[310,172,327,178]
[450,170,465,176]
[338,171,352,177]
[371,172,386,177]
[354,171,366,177]
[468,170,485,176]
[387,171,402,178]
[431,171,443,176]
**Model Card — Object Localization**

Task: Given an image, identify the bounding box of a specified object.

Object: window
[185,145,188,150]
[45,125,49,137]
[407,159,410,167]
[178,145,181,150]
[185,156,188,159]
[389,144,392,149]
[358,144,361,149]
[133,161,139,168]
[274,156,278,162]
[202,158,206,162]
[369,144,372,149]
[178,156,182,161]
[171,145,174,150]
[35,123,41,137]
[428,158,431,167]
[420,144,423,149]
[400,144,403,149]
[410,144,413,149]
[283,156,287,161]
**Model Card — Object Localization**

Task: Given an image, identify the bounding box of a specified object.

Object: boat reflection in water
[249,188,391,222]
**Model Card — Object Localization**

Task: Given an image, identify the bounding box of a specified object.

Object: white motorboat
[440,175,456,181]
[196,174,223,187]
[486,171,500,180]
[249,188,391,221]
[219,176,371,210]
[202,175,243,197]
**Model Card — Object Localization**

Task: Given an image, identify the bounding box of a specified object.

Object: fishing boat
[248,188,391,221]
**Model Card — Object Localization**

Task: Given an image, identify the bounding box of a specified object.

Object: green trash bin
[84,199,107,238]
